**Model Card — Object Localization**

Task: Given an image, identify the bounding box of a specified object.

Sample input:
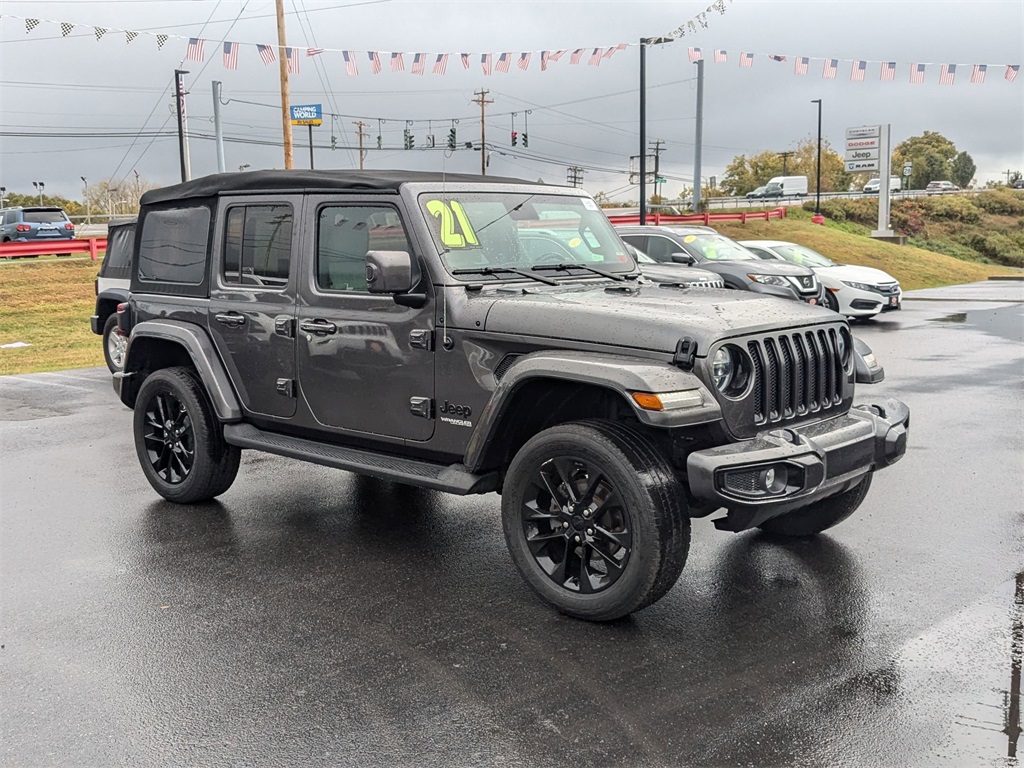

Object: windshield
[418,192,635,277]
[680,233,759,261]
[770,243,836,267]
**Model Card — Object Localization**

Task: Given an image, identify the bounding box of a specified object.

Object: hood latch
[673,336,697,371]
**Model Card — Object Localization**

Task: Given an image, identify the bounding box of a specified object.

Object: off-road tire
[501,420,690,621]
[758,472,873,537]
[102,314,127,373]
[133,366,240,503]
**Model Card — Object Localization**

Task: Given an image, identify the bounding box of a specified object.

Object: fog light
[759,465,789,493]
[763,467,775,488]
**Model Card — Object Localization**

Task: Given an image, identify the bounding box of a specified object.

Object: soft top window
[137,206,210,285]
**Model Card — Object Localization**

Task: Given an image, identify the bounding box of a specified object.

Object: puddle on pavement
[930,312,968,323]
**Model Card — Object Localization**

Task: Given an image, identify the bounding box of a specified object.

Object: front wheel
[501,420,690,621]
[758,473,873,537]
[133,367,240,503]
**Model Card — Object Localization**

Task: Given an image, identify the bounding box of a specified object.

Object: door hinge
[409,396,433,419]
[276,378,295,398]
[274,315,295,338]
[409,328,434,351]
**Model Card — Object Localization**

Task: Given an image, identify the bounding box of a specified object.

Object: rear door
[208,196,299,420]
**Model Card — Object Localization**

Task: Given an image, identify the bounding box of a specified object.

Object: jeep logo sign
[440,400,472,418]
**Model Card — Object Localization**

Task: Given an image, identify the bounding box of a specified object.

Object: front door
[296,198,435,442]
[208,197,298,419]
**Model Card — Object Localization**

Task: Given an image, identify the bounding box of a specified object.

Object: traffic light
[403,128,413,150]
[448,127,457,150]
[511,131,518,147]
[522,133,528,148]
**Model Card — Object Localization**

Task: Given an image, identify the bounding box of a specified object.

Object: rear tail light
[16,224,30,232]
[65,223,75,230]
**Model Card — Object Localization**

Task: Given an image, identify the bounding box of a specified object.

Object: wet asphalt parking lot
[2,280,1022,768]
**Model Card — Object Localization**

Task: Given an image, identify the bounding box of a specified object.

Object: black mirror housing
[366,250,417,294]
[671,252,695,265]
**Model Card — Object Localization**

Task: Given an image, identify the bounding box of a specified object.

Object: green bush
[974,188,1024,216]
[891,201,928,236]
[961,231,1024,268]
[920,194,981,223]
[801,198,877,225]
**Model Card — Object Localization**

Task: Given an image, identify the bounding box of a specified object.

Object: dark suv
[114,170,909,622]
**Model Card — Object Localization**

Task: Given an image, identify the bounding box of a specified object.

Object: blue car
[0,206,76,244]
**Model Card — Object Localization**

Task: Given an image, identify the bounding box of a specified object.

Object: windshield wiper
[531,262,628,282]
[451,266,559,286]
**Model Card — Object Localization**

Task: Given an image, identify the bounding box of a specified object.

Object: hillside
[714,210,1018,290]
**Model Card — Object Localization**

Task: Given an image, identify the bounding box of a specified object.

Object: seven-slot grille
[746,328,844,425]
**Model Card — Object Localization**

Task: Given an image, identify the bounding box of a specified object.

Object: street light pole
[81,176,91,224]
[811,99,822,215]
[32,181,45,206]
[639,38,647,225]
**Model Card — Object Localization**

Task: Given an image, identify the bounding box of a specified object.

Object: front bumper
[686,398,909,530]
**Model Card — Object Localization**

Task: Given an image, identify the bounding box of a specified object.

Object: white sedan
[740,240,901,318]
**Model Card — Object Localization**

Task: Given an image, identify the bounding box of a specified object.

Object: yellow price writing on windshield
[425,199,480,249]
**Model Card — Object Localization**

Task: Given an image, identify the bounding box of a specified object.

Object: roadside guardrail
[0,237,107,260]
[605,208,788,226]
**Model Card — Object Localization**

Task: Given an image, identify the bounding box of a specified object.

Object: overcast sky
[1,0,1022,201]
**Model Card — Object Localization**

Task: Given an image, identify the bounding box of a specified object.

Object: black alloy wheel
[141,389,195,485]
[521,456,631,595]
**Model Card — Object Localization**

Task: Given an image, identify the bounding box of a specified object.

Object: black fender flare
[120,319,242,421]
[464,350,721,472]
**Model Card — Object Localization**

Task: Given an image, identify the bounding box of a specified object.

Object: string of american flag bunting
[2,8,1019,85]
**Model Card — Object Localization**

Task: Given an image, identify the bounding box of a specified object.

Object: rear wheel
[501,420,690,621]
[758,473,872,537]
[133,367,240,503]
[102,314,127,373]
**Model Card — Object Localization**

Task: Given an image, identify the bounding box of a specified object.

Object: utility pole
[81,177,90,224]
[472,89,493,176]
[566,166,585,188]
[274,0,294,169]
[1006,169,1013,185]
[212,81,226,173]
[353,120,369,169]
[811,99,822,215]
[692,58,704,211]
[777,151,793,177]
[174,69,189,182]
[649,139,665,201]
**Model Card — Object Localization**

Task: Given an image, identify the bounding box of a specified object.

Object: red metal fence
[0,238,107,260]
[604,208,788,226]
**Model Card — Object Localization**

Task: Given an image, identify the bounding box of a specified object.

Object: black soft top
[140,169,538,205]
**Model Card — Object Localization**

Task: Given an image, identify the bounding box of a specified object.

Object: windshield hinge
[673,337,697,371]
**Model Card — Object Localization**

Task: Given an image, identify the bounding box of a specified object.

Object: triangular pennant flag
[156,34,168,49]
[25,18,40,33]
[60,23,74,37]
[126,30,138,44]
[94,27,107,41]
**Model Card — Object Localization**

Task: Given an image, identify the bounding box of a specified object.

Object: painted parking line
[1,375,95,391]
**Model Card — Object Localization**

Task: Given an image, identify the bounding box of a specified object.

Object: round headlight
[712,347,735,392]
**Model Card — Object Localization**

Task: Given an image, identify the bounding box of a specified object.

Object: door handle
[214,312,246,327]
[299,319,337,335]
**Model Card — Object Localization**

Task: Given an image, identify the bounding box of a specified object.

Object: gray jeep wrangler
[115,170,909,621]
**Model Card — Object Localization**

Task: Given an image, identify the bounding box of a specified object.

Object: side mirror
[853,337,885,384]
[670,252,695,265]
[366,250,417,294]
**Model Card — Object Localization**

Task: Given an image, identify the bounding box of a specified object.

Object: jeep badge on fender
[113,169,909,623]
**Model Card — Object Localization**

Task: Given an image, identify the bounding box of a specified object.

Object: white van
[762,175,808,198]
[863,177,901,194]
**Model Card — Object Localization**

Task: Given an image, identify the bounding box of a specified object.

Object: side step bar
[223,423,500,495]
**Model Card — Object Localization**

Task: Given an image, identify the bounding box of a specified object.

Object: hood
[481,283,834,355]
[815,264,897,284]
[729,260,814,277]
[638,263,721,285]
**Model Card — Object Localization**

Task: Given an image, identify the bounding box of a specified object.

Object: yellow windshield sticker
[425,199,480,248]
[683,235,697,243]
[568,237,582,248]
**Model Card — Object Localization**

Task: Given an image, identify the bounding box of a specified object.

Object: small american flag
[540,50,552,71]
[714,50,727,64]
[851,60,866,81]
[433,53,448,75]
[970,64,986,84]
[411,53,426,75]
[739,52,753,68]
[570,49,585,65]
[286,47,299,74]
[880,61,896,81]
[258,44,276,65]
[461,53,470,69]
[939,63,956,85]
[517,52,531,71]
[549,50,566,63]
[604,43,626,59]
[1005,64,1018,83]
[343,50,358,76]
[391,53,405,72]
[769,54,786,62]
[909,63,926,84]
[223,41,239,70]
[481,53,492,75]
[822,58,838,79]
[687,47,702,63]
[306,47,324,57]
[186,37,205,62]
[794,56,809,75]
[587,48,602,66]
[496,53,511,73]
[369,52,382,74]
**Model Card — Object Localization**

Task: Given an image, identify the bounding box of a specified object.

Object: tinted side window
[619,234,646,253]
[137,207,211,285]
[317,205,411,293]
[222,205,293,289]
[644,235,679,262]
